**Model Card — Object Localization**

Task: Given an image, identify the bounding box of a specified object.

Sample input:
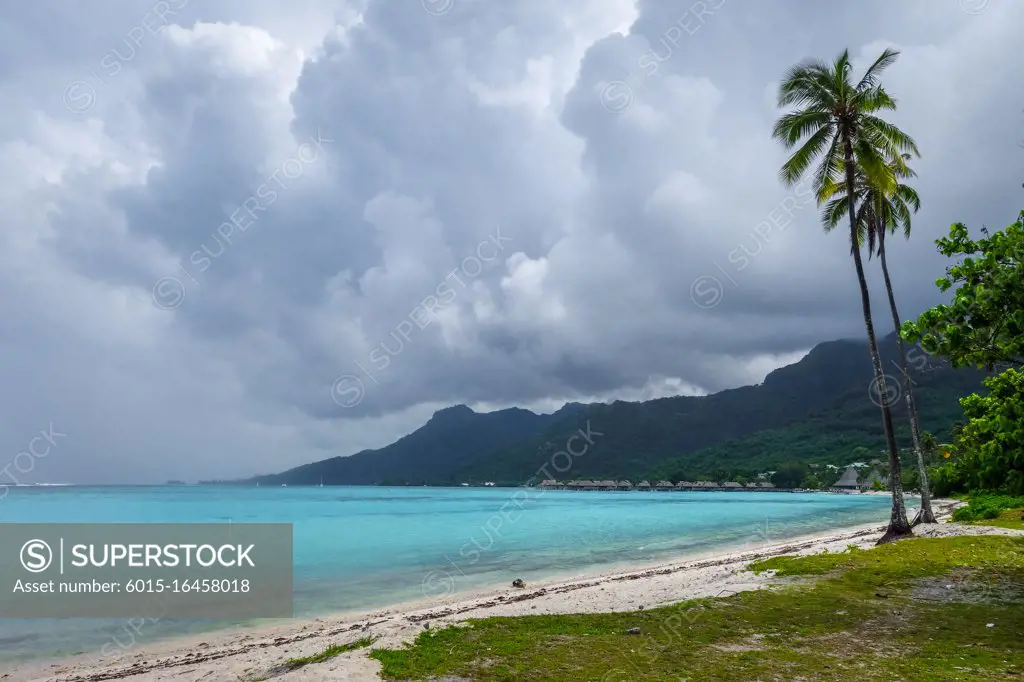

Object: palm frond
[861,116,920,157]
[821,195,850,230]
[857,48,901,91]
[832,49,853,100]
[777,61,834,109]
[854,140,894,194]
[894,183,921,212]
[812,134,844,201]
[856,86,898,114]
[892,195,915,239]
[771,110,832,148]
[779,123,835,187]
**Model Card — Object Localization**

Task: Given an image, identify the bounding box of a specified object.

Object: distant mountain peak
[429,404,475,421]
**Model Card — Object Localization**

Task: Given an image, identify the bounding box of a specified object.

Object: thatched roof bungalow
[834,466,860,489]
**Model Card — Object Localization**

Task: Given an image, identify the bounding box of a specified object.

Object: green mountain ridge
[247,403,586,486]
[248,332,986,487]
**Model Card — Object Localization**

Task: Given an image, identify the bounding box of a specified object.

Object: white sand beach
[6,499,1022,682]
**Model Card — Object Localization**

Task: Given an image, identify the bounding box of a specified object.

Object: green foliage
[901,465,920,492]
[956,369,1024,494]
[920,431,938,455]
[901,212,1024,500]
[902,211,1024,371]
[929,461,964,497]
[971,508,1024,531]
[951,494,1024,523]
[801,472,824,490]
[771,462,809,488]
[933,369,1024,495]
[649,356,979,484]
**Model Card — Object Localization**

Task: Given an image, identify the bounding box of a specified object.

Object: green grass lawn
[971,508,1024,531]
[370,536,1024,681]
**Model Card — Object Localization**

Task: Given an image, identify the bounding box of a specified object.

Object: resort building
[832,466,888,491]
[862,469,888,490]
[833,466,861,490]
[533,478,781,493]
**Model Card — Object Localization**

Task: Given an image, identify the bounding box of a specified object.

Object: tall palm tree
[822,154,937,524]
[772,48,919,543]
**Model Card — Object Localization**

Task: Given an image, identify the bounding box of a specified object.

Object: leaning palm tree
[772,48,919,543]
[822,154,937,524]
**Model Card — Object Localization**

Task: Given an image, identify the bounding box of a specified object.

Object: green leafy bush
[951,493,1024,522]
[933,368,1024,496]
[928,461,967,497]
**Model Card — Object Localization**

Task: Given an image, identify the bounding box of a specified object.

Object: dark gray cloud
[0,0,1019,484]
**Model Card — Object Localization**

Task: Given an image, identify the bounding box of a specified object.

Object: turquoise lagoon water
[0,485,891,661]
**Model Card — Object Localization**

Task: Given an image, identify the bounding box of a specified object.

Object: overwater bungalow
[617,480,633,490]
[637,480,651,490]
[655,480,675,490]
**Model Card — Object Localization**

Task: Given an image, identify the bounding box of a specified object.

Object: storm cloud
[0,0,1019,484]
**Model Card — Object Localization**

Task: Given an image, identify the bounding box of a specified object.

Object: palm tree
[772,48,919,543]
[822,154,937,524]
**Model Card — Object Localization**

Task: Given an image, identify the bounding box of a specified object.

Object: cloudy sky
[0,0,1019,485]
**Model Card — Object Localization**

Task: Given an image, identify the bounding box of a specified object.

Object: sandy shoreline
[8,498,1018,682]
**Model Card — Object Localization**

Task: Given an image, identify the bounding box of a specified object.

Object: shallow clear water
[0,485,891,662]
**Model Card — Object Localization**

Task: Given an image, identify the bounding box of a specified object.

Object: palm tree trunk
[842,137,911,543]
[877,231,936,523]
